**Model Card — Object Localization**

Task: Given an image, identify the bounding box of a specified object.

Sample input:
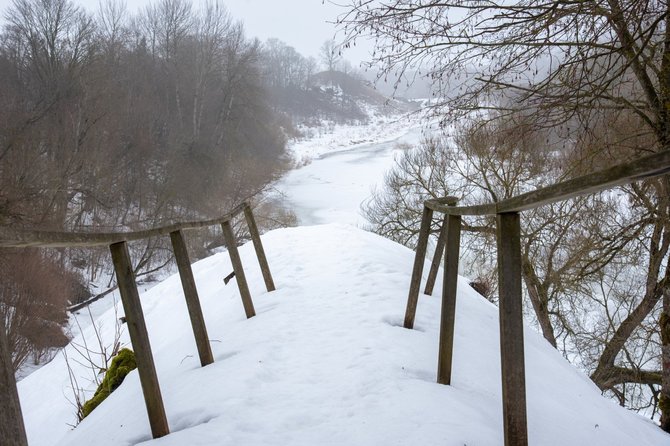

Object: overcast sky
[0,0,373,65]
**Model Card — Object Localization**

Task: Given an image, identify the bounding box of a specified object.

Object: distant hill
[268,70,419,127]
[360,69,437,100]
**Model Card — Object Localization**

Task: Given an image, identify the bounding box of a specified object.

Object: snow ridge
[19,224,669,445]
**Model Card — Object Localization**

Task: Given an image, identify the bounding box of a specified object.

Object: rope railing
[0,202,276,445]
[404,148,670,446]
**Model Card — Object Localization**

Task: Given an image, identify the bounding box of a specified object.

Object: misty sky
[0,0,373,66]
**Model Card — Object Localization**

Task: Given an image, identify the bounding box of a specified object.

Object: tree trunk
[521,255,557,348]
[661,288,670,432]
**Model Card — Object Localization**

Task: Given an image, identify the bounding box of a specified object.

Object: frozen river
[275,121,433,227]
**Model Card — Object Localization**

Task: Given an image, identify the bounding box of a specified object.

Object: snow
[289,109,428,162]
[18,224,669,445]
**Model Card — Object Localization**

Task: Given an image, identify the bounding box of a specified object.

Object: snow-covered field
[18,224,669,445]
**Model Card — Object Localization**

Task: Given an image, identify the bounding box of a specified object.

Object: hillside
[18,224,670,445]
[269,70,418,127]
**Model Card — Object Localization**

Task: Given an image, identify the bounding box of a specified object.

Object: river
[275,121,434,227]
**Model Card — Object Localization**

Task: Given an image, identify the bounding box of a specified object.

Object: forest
[0,0,311,373]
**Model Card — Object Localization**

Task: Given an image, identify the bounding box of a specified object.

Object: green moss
[81,348,137,419]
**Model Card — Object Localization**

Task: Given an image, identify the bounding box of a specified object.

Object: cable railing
[403,148,670,446]
[0,202,276,445]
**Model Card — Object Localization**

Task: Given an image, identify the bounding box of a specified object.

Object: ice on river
[276,114,437,226]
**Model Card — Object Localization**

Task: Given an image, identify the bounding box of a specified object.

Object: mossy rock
[81,348,137,419]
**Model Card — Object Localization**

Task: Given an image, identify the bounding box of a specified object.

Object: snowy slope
[18,224,669,445]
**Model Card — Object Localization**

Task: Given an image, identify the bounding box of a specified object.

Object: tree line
[0,0,294,373]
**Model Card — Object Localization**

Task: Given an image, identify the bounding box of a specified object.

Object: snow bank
[288,110,431,162]
[18,224,669,445]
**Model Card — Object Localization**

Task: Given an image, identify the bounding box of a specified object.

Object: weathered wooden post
[169,230,214,367]
[424,197,459,295]
[221,220,256,318]
[110,241,169,439]
[0,317,28,446]
[496,212,528,446]
[437,214,462,385]
[243,204,276,292]
[424,215,448,296]
[403,205,434,329]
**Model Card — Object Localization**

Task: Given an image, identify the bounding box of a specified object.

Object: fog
[0,0,373,65]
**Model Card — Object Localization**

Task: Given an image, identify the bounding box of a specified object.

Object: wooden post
[169,230,214,367]
[0,317,28,446]
[110,241,169,439]
[424,215,448,296]
[424,197,458,296]
[404,205,433,329]
[243,204,276,292]
[496,213,528,446]
[221,220,256,318]
[437,214,461,385]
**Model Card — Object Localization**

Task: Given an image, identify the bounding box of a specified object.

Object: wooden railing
[0,203,275,445]
[5,148,670,446]
[404,148,670,446]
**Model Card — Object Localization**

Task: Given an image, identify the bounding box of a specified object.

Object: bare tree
[320,39,341,72]
[0,0,292,376]
[343,0,670,429]
[363,111,667,422]
[0,250,74,372]
[97,0,129,59]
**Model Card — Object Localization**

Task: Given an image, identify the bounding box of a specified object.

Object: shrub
[81,348,137,419]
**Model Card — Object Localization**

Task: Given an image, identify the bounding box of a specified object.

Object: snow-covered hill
[269,70,418,129]
[18,224,669,445]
